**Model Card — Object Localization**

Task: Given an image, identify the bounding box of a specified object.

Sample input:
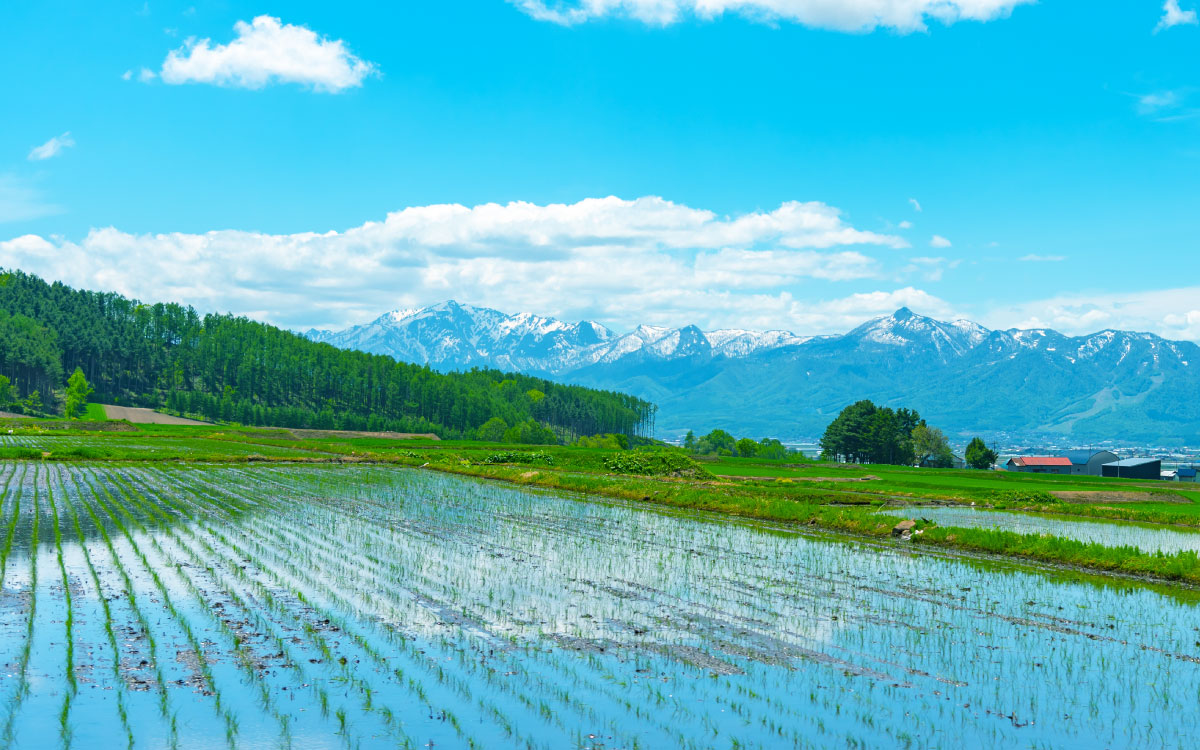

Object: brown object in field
[1050,490,1188,504]
[891,519,917,537]
[101,405,210,425]
[288,429,440,440]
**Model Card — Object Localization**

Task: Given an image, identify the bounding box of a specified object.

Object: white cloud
[1138,91,1180,116]
[513,0,1031,32]
[901,255,959,282]
[1155,0,1198,32]
[1018,253,1065,262]
[908,198,922,212]
[783,288,956,332]
[27,132,75,161]
[930,234,951,248]
[0,196,906,331]
[984,287,1200,342]
[121,69,133,81]
[157,16,376,92]
[898,220,913,229]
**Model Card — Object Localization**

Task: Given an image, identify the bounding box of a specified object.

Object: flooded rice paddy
[879,506,1200,555]
[0,434,325,458]
[1,462,1198,749]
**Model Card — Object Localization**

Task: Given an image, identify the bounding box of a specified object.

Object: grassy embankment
[3,423,1200,586]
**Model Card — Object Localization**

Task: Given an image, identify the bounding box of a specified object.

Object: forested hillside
[0,270,655,438]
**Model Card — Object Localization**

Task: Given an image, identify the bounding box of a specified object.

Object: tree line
[683,429,792,459]
[0,270,656,439]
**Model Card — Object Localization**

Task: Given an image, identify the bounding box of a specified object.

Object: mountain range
[306,302,1200,445]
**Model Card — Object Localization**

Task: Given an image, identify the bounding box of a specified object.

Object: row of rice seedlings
[45,467,79,746]
[67,469,181,747]
[0,462,24,590]
[0,435,86,449]
[76,467,250,747]
[56,466,137,749]
[1,464,41,748]
[93,467,361,749]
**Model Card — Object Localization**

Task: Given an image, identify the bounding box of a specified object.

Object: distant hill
[0,271,654,439]
[309,302,1200,445]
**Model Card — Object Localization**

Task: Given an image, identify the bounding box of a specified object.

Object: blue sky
[1,0,1198,338]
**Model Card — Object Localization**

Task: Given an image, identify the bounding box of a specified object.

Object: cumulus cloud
[1155,0,1198,32]
[0,196,906,331]
[984,287,1200,342]
[27,132,75,161]
[513,0,1031,32]
[930,234,951,248]
[157,16,376,92]
[627,286,958,335]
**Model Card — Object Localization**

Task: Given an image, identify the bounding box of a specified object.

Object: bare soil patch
[102,405,210,425]
[0,411,29,419]
[1051,490,1189,504]
[287,429,440,441]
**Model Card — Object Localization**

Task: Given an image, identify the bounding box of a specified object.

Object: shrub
[991,489,1057,505]
[481,451,554,466]
[603,449,712,479]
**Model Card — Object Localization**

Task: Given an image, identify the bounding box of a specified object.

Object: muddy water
[0,462,1197,749]
[879,505,1200,554]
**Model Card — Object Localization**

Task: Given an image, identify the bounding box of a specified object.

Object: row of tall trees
[0,270,656,438]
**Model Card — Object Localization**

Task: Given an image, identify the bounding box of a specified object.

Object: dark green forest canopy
[0,307,64,399]
[0,270,655,437]
[819,399,924,465]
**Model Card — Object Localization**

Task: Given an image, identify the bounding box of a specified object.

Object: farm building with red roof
[1005,456,1074,475]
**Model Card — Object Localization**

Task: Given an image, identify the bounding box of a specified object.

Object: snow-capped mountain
[306,301,806,374]
[307,303,1200,444]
